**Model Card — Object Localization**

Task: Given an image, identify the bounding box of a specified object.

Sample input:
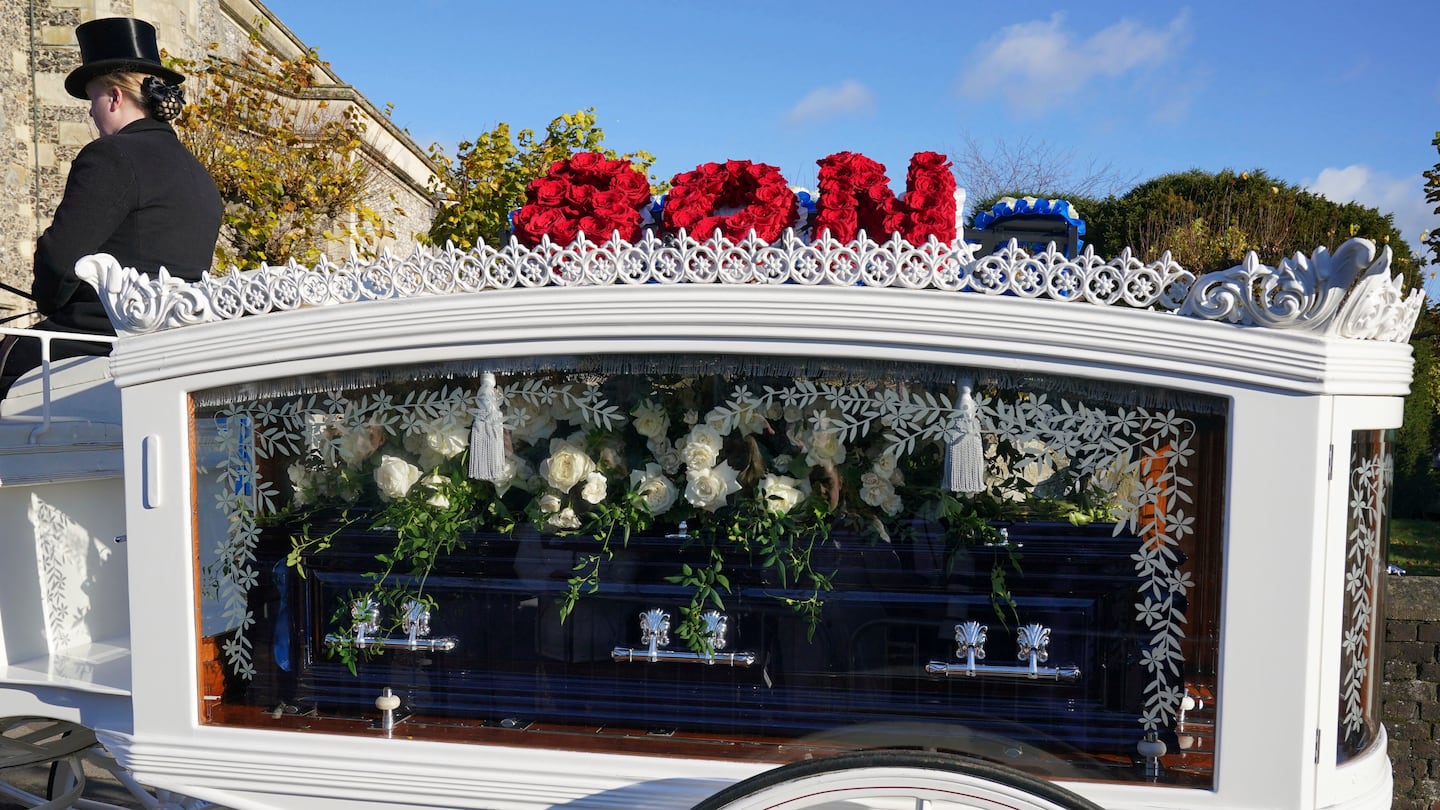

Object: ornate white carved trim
[82,234,1422,343]
[75,254,214,333]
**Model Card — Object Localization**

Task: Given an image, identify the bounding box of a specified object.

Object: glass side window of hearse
[1337,429,1391,763]
[189,356,1226,787]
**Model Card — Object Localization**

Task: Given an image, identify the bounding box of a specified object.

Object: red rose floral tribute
[812,151,956,244]
[512,152,653,247]
[512,150,959,249]
[662,160,797,243]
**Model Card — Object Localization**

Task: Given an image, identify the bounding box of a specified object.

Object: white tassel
[468,372,506,481]
[943,377,985,494]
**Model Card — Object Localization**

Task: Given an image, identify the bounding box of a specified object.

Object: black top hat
[65,17,186,99]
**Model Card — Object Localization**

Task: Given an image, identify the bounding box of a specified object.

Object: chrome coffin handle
[325,598,459,652]
[611,608,756,667]
[925,621,1080,682]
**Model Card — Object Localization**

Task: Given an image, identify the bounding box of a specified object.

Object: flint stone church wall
[1385,575,1440,810]
[1,0,436,323]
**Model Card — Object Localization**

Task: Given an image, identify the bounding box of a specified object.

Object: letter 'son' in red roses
[663,160,797,243]
[812,151,957,244]
[512,152,653,247]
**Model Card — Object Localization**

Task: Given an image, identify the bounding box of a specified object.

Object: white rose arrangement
[374,454,422,502]
[685,461,742,512]
[631,400,671,440]
[405,417,470,470]
[758,473,810,515]
[540,436,597,492]
[580,471,608,504]
[680,424,724,470]
[630,463,679,516]
[260,369,1143,672]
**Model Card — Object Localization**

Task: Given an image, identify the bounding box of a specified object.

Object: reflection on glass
[191,355,1225,787]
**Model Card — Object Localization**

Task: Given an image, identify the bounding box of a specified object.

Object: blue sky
[261,0,1438,281]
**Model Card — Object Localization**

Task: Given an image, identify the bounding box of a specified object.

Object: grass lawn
[1390,518,1440,576]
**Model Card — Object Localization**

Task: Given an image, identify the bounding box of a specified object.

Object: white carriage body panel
[0,236,1414,809]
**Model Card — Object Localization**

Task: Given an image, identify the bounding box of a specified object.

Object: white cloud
[785,80,876,126]
[958,11,1190,116]
[1308,164,1437,298]
[1306,165,1432,260]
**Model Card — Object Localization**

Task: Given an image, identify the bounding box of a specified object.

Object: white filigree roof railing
[74,230,1424,343]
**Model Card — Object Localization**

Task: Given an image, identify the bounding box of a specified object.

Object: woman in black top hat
[0,17,222,397]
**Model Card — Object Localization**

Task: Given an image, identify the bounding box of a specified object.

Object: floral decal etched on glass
[197,359,1211,739]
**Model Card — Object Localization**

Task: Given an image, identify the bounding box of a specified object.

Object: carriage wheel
[47,745,214,809]
[692,750,1103,810]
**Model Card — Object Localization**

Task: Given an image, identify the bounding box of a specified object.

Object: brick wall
[1386,575,1440,810]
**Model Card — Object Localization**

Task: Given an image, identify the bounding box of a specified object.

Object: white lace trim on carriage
[75,231,1423,342]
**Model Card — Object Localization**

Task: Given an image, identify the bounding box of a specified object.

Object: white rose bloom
[287,462,312,506]
[631,400,670,439]
[580,471,608,504]
[540,437,596,491]
[683,409,699,426]
[647,437,683,475]
[374,454,422,501]
[873,452,898,476]
[420,471,451,510]
[735,408,767,437]
[685,461,742,512]
[681,442,718,471]
[705,408,729,431]
[337,424,382,469]
[860,471,894,508]
[491,456,519,496]
[547,507,581,530]
[682,424,724,470]
[630,463,679,516]
[758,473,809,515]
[423,418,469,459]
[783,405,802,423]
[805,429,847,467]
[773,453,794,472]
[881,491,904,516]
[538,492,563,514]
[599,445,624,471]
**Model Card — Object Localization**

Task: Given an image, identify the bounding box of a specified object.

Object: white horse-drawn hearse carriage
[0,177,1422,809]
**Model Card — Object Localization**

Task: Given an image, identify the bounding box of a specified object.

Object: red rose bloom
[663,160,796,242]
[813,150,956,244]
[512,152,652,246]
[532,178,567,207]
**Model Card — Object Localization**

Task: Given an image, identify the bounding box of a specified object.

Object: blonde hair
[89,71,147,106]
[89,70,184,121]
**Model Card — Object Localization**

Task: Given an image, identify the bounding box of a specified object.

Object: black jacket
[32,117,222,338]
